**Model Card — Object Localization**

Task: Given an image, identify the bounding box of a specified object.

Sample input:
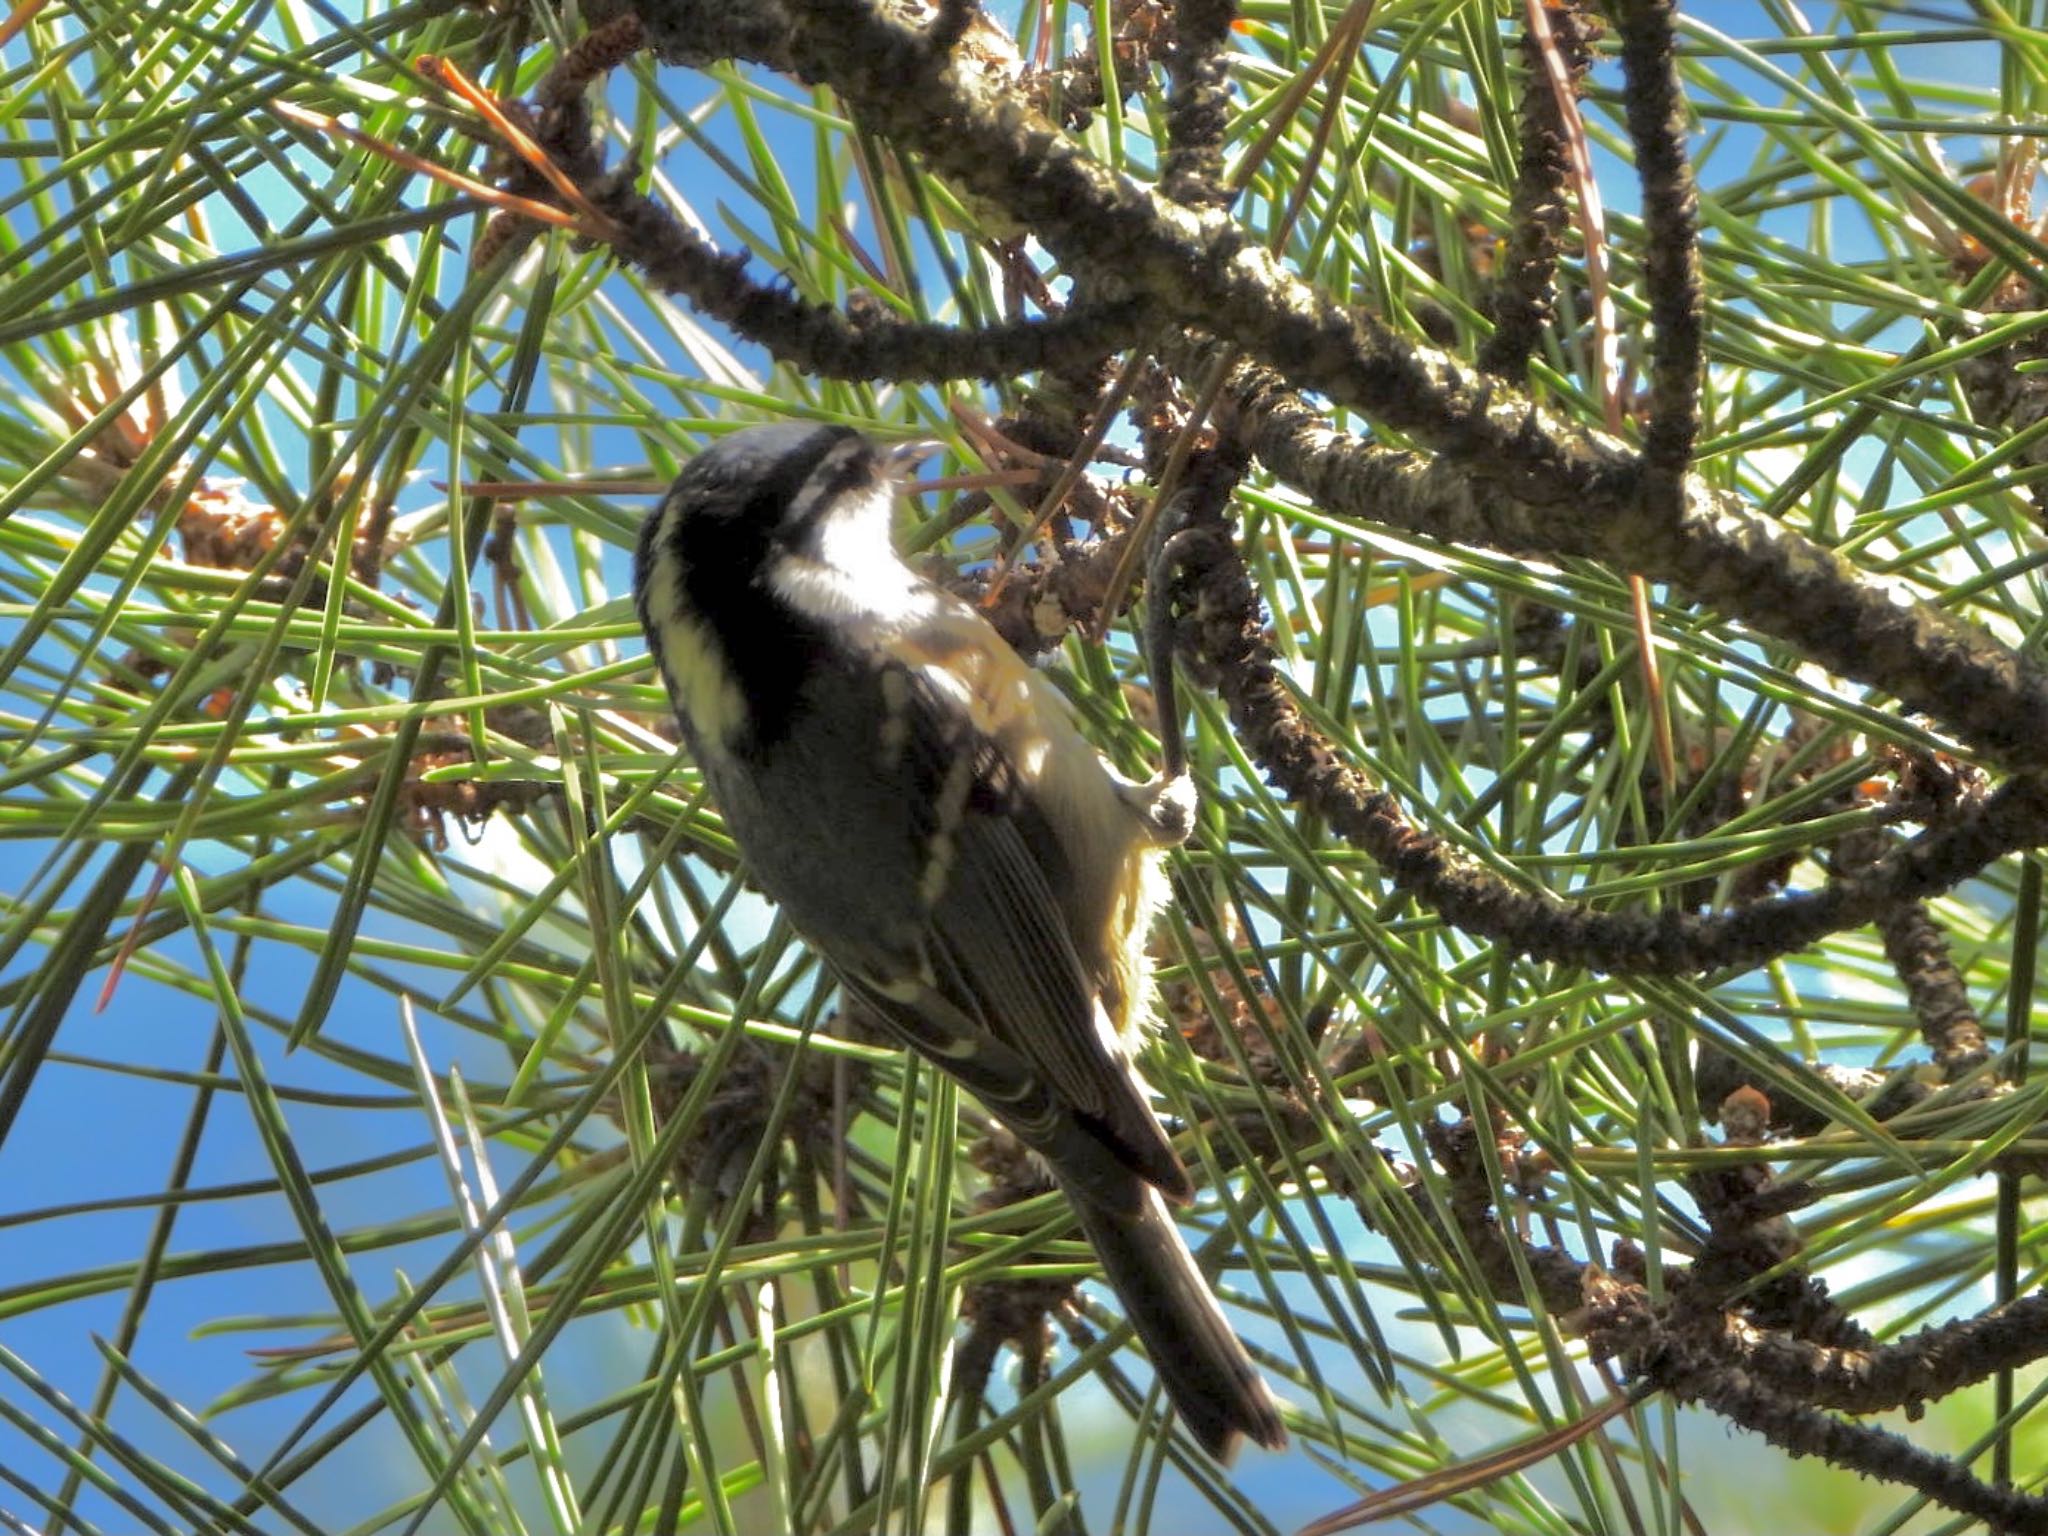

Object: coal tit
[633,423,1286,1460]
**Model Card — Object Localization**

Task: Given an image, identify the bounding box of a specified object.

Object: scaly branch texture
[571,0,2048,780]
[1478,3,1593,379]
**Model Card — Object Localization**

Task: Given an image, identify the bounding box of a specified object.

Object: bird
[632,421,1286,1461]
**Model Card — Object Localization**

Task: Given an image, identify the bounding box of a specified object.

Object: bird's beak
[885,438,946,481]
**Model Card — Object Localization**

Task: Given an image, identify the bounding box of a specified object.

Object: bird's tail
[1069,1182,1287,1462]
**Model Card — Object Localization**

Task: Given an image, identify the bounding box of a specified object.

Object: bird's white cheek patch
[774,558,929,626]
[815,486,919,595]
[775,485,929,625]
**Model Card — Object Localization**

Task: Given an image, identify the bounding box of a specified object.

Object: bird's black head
[634,424,877,599]
[634,424,901,755]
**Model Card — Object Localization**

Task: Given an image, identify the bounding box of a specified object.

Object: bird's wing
[832,624,1190,1206]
